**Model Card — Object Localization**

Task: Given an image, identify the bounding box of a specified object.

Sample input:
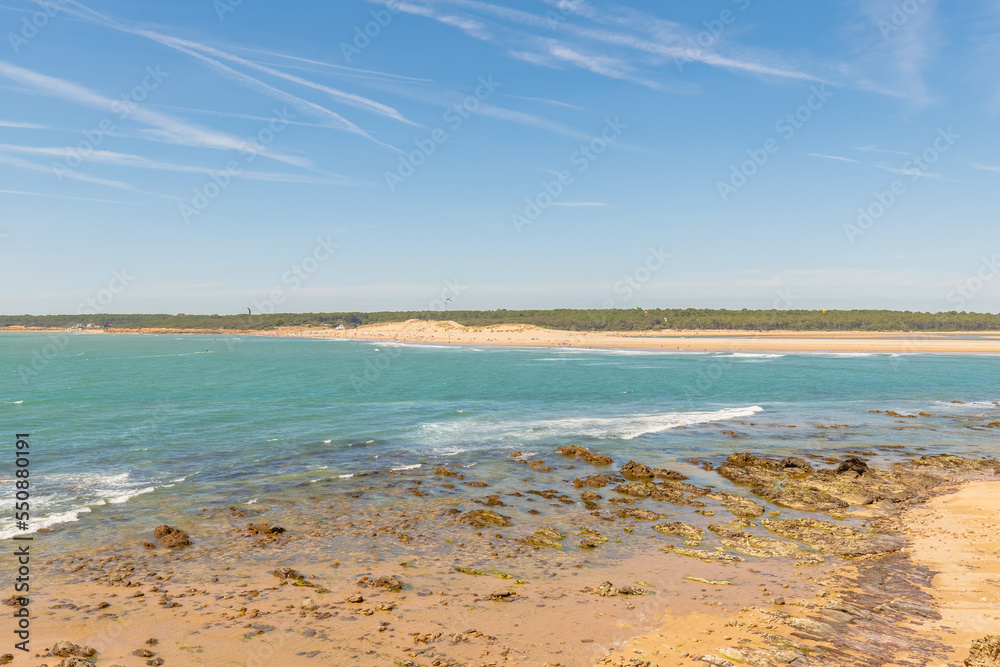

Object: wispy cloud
[808,153,862,163]
[960,161,1000,174]
[0,119,52,129]
[855,145,911,156]
[0,143,366,185]
[478,105,592,140]
[873,164,948,180]
[58,0,407,152]
[0,60,312,168]
[0,188,131,204]
[852,0,941,103]
[0,152,175,197]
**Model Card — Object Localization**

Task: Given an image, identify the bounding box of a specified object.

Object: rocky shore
[20,446,1000,666]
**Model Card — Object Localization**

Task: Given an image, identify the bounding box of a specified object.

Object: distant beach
[72,318,1000,353]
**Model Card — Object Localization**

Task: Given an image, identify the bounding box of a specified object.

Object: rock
[773,597,785,605]
[365,575,404,592]
[595,581,618,596]
[761,517,904,557]
[779,456,814,473]
[708,492,766,519]
[147,660,165,667]
[527,459,555,471]
[579,527,608,549]
[433,466,460,477]
[836,457,871,476]
[652,521,704,540]
[0,655,10,665]
[522,526,565,549]
[273,567,303,581]
[572,473,623,488]
[617,585,648,596]
[752,486,849,512]
[722,534,823,563]
[700,654,735,666]
[613,508,665,521]
[489,590,515,600]
[460,509,512,528]
[581,490,602,501]
[247,522,285,535]
[908,454,1000,473]
[662,545,745,563]
[557,445,613,465]
[614,482,651,498]
[965,635,1000,667]
[152,525,190,548]
[346,593,363,603]
[60,659,95,667]
[651,468,688,480]
[707,523,749,539]
[620,460,653,479]
[52,641,96,658]
[132,649,155,658]
[301,597,318,611]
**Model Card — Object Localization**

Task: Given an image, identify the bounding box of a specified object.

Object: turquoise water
[1,333,998,542]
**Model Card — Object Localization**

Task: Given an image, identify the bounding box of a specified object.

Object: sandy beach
[65,320,1000,354]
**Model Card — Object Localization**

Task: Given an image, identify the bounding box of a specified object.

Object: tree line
[2,308,999,332]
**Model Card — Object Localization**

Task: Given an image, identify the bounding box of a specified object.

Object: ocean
[2,332,998,547]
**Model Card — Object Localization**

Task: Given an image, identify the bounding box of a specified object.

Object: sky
[1,0,999,315]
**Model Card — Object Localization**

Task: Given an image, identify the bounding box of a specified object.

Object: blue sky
[1,0,998,315]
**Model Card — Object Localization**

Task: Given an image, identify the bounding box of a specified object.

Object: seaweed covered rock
[752,486,849,512]
[557,445,613,465]
[652,521,704,541]
[717,453,783,487]
[620,460,653,479]
[613,507,665,521]
[460,509,512,528]
[965,635,1000,667]
[908,454,1000,473]
[708,492,766,518]
[615,482,651,498]
[152,525,190,548]
[761,517,904,557]
[521,526,565,549]
[835,457,871,477]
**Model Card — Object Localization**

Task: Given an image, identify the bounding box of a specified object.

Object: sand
[13,320,1000,352]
